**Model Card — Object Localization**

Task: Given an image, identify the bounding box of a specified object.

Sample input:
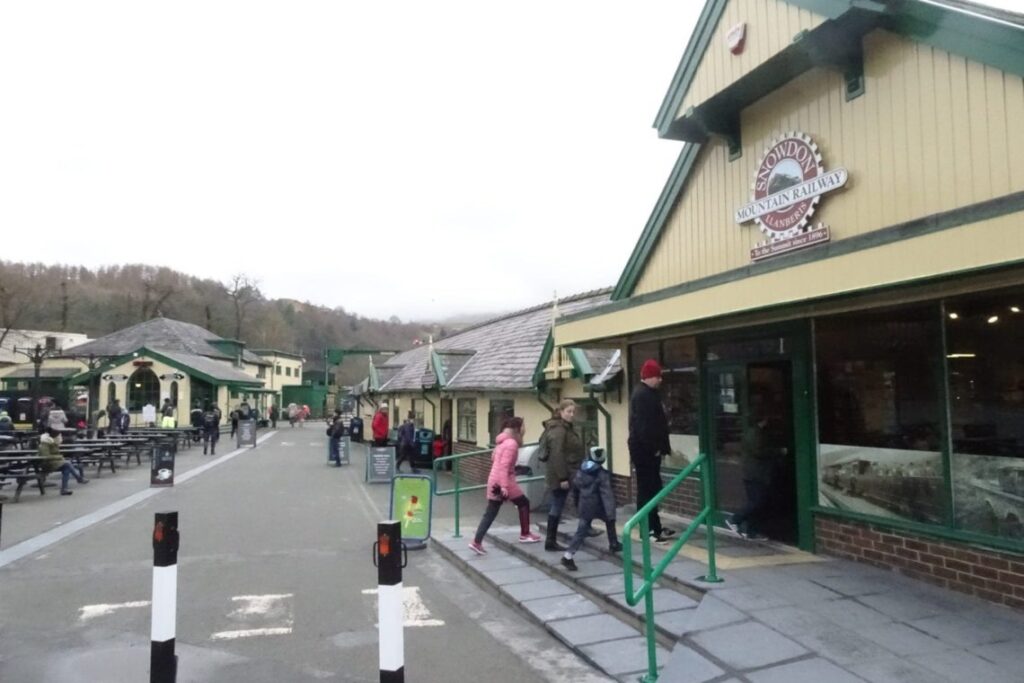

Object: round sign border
[749,131,824,240]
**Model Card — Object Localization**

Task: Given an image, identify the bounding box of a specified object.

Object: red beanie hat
[640,359,662,380]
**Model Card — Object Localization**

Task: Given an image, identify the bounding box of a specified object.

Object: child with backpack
[560,446,621,571]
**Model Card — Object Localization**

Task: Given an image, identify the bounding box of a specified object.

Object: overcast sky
[2,1,1019,322]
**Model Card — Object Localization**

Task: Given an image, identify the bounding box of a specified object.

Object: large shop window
[947,288,1024,540]
[457,398,476,442]
[488,399,514,445]
[629,336,700,469]
[815,306,944,524]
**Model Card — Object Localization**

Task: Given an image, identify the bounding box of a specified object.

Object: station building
[555,0,1024,607]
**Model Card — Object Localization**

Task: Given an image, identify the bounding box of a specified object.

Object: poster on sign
[366,446,395,484]
[237,419,257,447]
[337,436,351,465]
[389,474,433,548]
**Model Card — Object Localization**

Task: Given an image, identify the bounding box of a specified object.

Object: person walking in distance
[628,359,675,543]
[372,405,389,447]
[469,416,542,553]
[201,401,221,455]
[541,399,585,551]
[396,412,418,473]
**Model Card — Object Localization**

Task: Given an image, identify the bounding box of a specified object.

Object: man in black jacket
[628,359,675,543]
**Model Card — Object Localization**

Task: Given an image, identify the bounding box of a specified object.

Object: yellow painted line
[676,544,824,569]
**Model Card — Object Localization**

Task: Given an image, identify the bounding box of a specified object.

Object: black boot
[545,516,564,551]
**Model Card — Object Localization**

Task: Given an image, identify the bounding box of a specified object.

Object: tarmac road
[0,431,610,683]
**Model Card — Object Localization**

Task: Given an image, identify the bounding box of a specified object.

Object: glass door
[708,365,748,513]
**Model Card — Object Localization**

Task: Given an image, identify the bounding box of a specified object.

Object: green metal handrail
[623,452,722,683]
[432,443,542,539]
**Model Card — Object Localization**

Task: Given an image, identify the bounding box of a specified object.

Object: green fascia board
[655,0,1023,138]
[612,143,701,300]
[368,364,380,391]
[430,351,447,388]
[531,331,556,389]
[566,348,593,379]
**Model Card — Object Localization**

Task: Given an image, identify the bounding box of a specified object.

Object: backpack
[202,410,218,429]
[536,425,552,462]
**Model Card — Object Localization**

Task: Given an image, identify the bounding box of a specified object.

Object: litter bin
[415,428,434,469]
[349,417,364,443]
[516,444,548,512]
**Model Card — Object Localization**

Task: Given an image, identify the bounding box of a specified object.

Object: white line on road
[211,627,293,640]
[79,600,151,621]
[230,593,293,616]
[0,431,278,570]
[362,586,445,627]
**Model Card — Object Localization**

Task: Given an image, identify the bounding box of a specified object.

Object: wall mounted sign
[734,132,848,261]
[727,23,746,55]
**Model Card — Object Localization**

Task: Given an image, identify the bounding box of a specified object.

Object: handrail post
[640,516,658,683]
[452,457,462,539]
[699,461,723,583]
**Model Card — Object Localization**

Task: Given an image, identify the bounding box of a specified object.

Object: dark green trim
[580,190,1024,321]
[937,301,956,527]
[789,321,817,552]
[429,351,447,388]
[612,143,702,300]
[813,506,1024,557]
[368,364,380,391]
[531,331,556,388]
[566,348,592,378]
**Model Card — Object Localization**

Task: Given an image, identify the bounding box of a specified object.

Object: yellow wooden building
[556,0,1024,607]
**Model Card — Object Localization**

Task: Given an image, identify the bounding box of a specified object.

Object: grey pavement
[432,496,1024,682]
[0,435,612,682]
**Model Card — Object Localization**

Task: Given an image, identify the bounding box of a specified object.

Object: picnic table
[0,454,47,502]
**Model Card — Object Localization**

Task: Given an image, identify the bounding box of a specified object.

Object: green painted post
[640,518,658,683]
[453,458,462,539]
[701,461,723,583]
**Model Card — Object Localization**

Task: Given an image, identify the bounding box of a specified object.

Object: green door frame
[697,320,817,551]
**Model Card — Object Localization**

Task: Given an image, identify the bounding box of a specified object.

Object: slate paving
[433,509,1024,682]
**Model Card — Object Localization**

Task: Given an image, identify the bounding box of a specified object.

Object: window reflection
[947,287,1024,539]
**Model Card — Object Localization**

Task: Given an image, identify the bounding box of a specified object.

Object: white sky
[2,1,1019,322]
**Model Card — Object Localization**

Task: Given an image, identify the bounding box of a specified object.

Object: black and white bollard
[375,520,405,683]
[151,511,179,683]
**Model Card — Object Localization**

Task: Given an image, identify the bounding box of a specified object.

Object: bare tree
[141,267,178,319]
[226,274,261,340]
[0,264,37,349]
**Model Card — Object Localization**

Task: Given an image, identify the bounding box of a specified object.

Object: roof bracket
[793,27,865,101]
[681,107,742,161]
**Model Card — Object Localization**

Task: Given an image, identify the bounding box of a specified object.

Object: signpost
[366,446,395,484]
[237,419,257,448]
[389,475,432,549]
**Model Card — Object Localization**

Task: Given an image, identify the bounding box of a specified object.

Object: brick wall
[816,516,1024,610]
[611,470,703,517]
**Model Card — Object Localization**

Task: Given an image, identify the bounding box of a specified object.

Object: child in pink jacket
[469,416,542,553]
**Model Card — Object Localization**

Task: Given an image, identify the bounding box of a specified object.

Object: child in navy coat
[561,447,621,571]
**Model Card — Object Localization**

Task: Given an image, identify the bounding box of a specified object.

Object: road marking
[231,593,294,615]
[0,431,278,570]
[280,442,294,446]
[79,601,150,621]
[361,586,445,627]
[211,627,293,640]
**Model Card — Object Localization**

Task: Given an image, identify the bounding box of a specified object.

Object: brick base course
[815,516,1024,610]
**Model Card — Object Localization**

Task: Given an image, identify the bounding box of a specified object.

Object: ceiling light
[948,312,959,320]
[1012,306,1021,314]
[947,353,976,359]
[988,316,999,324]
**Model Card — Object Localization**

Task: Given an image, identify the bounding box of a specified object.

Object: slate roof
[373,289,615,392]
[155,350,263,384]
[67,318,269,366]
[3,366,82,380]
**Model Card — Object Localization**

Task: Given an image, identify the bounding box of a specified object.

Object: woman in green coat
[542,399,585,551]
[39,427,88,495]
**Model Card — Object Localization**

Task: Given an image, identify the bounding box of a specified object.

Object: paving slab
[683,595,748,634]
[909,613,1013,648]
[857,621,951,656]
[745,657,865,683]
[911,649,1021,683]
[752,577,843,604]
[547,613,638,647]
[689,621,808,670]
[856,591,946,621]
[710,585,793,612]
[580,572,643,595]
[562,559,623,579]
[657,643,724,683]
[483,565,549,586]
[578,636,668,677]
[750,605,838,637]
[467,555,528,572]
[809,574,892,597]
[654,608,697,636]
[789,626,896,667]
[972,639,1024,673]
[850,655,956,683]
[521,593,604,622]
[803,597,892,629]
[609,589,698,615]
[503,578,576,603]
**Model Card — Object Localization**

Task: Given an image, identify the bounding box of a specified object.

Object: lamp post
[12,343,62,418]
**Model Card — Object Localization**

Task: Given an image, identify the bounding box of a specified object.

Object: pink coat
[486,433,524,502]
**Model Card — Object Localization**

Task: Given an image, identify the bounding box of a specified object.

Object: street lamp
[12,342,63,416]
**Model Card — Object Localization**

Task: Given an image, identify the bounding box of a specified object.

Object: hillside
[0,261,449,386]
